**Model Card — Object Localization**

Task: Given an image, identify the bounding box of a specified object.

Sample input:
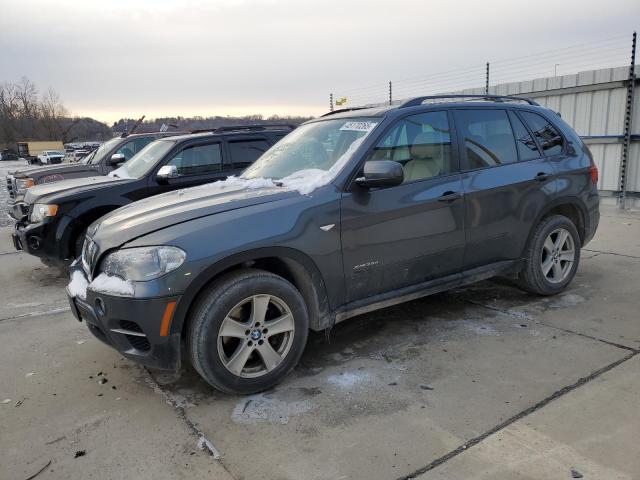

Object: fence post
[619,31,637,209]
[389,81,393,105]
[485,62,490,95]
[329,93,334,112]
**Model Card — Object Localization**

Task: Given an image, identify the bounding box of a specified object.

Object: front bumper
[8,201,28,220]
[66,266,182,372]
[12,219,54,260]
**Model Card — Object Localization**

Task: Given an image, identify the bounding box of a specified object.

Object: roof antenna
[121,115,146,138]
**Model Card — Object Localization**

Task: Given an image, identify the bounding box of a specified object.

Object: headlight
[30,203,58,223]
[16,178,34,192]
[99,246,186,281]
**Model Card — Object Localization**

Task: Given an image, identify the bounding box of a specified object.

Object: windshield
[111,139,176,179]
[83,137,121,165]
[242,117,379,181]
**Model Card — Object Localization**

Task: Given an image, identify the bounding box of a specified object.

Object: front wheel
[518,215,581,295]
[187,269,309,394]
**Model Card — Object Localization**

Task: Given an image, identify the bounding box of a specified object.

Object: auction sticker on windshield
[339,121,378,132]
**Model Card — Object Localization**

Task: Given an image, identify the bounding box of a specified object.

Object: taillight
[588,160,598,185]
[584,144,598,185]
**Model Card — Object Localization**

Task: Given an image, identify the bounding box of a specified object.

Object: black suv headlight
[100,246,186,281]
[30,203,58,223]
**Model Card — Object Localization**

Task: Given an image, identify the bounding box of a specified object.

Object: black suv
[6,132,181,212]
[66,96,599,394]
[13,125,294,266]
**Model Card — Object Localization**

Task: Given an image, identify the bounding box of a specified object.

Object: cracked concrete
[1,204,639,479]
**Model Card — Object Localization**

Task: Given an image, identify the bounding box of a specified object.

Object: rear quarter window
[519,111,564,157]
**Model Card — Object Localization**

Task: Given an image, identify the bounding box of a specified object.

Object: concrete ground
[1,198,639,480]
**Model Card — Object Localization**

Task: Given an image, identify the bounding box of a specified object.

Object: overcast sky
[1,0,638,124]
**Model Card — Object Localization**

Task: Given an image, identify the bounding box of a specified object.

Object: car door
[455,108,557,269]
[340,110,465,302]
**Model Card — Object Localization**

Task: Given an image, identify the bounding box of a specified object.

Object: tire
[73,229,87,259]
[187,269,309,394]
[518,215,581,295]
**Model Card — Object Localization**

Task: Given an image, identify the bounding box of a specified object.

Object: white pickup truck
[37,150,65,165]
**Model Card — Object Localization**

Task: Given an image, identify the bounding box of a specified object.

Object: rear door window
[454,109,518,169]
[519,111,564,156]
[228,139,271,169]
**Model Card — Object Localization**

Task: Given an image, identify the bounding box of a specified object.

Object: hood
[11,162,99,179]
[24,176,128,204]
[90,182,297,252]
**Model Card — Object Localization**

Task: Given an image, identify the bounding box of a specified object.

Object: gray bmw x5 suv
[67,95,599,394]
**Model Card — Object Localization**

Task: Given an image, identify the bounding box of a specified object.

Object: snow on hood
[67,272,134,299]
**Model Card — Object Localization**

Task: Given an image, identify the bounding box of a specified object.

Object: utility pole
[329,93,334,112]
[554,63,560,76]
[388,81,393,106]
[618,31,637,209]
[485,63,490,95]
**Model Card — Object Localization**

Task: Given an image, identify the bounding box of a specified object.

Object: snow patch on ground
[231,394,316,425]
[89,273,135,297]
[197,435,221,459]
[548,293,585,309]
[68,270,89,300]
[327,371,374,389]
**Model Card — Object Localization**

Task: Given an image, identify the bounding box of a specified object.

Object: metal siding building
[456,66,639,195]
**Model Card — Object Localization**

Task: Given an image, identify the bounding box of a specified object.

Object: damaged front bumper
[66,263,183,372]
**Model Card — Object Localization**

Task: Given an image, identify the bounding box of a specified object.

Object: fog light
[28,236,41,250]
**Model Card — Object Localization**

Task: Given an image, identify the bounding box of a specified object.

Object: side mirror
[355,160,404,188]
[156,165,179,182]
[109,153,126,166]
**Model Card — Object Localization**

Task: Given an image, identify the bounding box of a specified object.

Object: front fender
[170,246,332,335]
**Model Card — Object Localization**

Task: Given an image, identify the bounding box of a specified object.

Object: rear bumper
[582,191,600,246]
[67,265,182,372]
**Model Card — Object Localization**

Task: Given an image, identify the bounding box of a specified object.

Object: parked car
[63,95,599,395]
[12,125,294,266]
[0,150,19,161]
[37,150,65,165]
[6,132,182,211]
[70,150,90,162]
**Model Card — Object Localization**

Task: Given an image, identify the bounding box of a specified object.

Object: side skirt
[333,260,523,324]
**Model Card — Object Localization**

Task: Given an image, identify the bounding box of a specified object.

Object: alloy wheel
[217,294,296,378]
[541,227,575,284]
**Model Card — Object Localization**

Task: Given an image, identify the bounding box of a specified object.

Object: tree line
[1,77,314,150]
[0,77,112,148]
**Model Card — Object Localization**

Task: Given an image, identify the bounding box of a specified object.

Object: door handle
[535,172,552,182]
[438,191,462,202]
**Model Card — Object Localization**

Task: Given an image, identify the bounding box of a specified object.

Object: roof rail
[321,106,371,117]
[399,95,540,108]
[188,124,297,134]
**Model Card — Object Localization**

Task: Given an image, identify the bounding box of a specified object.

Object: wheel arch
[174,247,333,339]
[527,197,587,251]
[64,205,127,258]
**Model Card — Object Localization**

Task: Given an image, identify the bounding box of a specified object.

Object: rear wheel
[187,269,309,394]
[518,215,581,295]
